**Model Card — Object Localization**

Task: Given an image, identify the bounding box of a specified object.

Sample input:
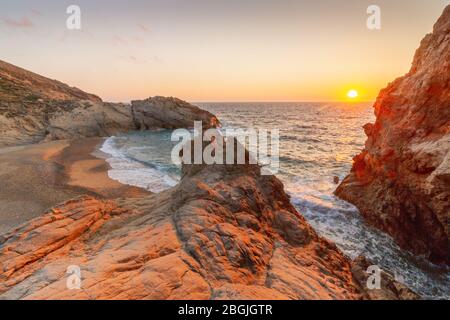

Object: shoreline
[53,137,150,199]
[0,138,149,234]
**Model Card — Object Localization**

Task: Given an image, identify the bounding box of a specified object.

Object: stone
[0,60,219,148]
[336,5,450,265]
[0,140,417,299]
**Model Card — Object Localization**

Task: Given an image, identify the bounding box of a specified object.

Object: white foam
[100,137,179,193]
[284,176,450,299]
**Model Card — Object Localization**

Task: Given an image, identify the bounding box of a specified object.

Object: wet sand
[0,138,149,234]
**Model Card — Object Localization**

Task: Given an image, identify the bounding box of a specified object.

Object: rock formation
[350,256,419,300]
[336,6,449,265]
[0,137,417,299]
[0,60,218,147]
[132,97,219,130]
[0,39,424,299]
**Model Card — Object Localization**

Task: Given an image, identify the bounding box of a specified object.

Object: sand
[0,138,148,234]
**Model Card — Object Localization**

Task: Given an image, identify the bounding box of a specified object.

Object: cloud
[118,55,144,64]
[31,9,42,16]
[128,55,138,63]
[131,36,144,43]
[137,23,150,33]
[117,55,163,65]
[114,34,147,46]
[113,35,128,46]
[3,17,34,28]
[59,29,94,43]
[152,56,164,64]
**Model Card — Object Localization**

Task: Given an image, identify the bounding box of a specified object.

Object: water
[100,102,449,299]
[100,129,179,193]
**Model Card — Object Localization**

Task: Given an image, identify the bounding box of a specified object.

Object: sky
[0,0,448,102]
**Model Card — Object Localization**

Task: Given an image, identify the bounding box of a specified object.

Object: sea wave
[100,136,179,193]
[284,177,449,299]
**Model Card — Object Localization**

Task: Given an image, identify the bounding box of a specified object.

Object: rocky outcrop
[336,6,450,265]
[132,97,219,130]
[350,256,419,300]
[0,60,218,147]
[0,137,416,300]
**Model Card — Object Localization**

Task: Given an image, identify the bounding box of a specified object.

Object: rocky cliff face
[336,6,449,265]
[0,60,218,147]
[0,140,416,299]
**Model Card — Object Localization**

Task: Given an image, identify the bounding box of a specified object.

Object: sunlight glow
[347,90,359,99]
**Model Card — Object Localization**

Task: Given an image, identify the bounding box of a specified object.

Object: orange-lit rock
[336,6,450,265]
[0,140,418,299]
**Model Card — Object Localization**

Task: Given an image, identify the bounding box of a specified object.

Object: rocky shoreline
[0,136,418,299]
[0,67,419,300]
[2,7,449,300]
[336,5,449,265]
[0,60,219,148]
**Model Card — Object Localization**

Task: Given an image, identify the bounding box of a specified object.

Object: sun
[347,89,358,99]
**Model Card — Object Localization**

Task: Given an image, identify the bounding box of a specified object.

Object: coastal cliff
[336,6,449,264]
[0,139,417,299]
[0,60,218,147]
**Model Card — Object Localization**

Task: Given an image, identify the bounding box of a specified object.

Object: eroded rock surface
[0,60,218,147]
[0,140,417,300]
[336,6,450,265]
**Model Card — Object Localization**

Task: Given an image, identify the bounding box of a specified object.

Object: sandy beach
[0,138,149,234]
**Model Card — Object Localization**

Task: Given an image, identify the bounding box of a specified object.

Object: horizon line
[190,100,375,104]
[106,99,376,104]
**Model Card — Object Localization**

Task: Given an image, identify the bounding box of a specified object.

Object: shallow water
[100,102,449,299]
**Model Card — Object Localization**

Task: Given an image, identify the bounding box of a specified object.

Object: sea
[99,102,449,299]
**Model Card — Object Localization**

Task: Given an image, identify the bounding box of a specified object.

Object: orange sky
[1,0,448,102]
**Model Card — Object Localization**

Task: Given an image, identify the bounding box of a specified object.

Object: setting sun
[347,90,359,99]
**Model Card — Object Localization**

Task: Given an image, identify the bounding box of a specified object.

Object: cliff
[336,6,450,264]
[0,60,218,147]
[0,139,417,299]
